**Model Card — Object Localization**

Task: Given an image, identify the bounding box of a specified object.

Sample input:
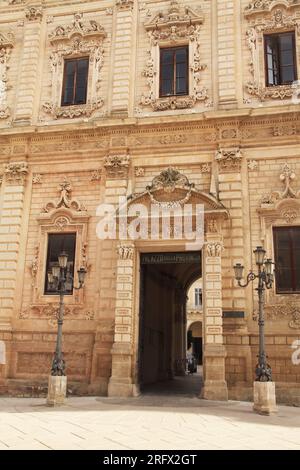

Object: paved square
[0,396,299,450]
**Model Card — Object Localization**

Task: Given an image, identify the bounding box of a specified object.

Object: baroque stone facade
[0,0,299,405]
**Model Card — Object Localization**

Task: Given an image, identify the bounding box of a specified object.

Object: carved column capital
[205,241,224,258]
[117,244,134,260]
[4,161,28,185]
[25,7,43,22]
[104,154,130,179]
[116,0,134,11]
[216,147,243,173]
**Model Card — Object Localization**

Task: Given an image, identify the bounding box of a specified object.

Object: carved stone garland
[42,13,106,119]
[244,3,300,101]
[0,31,15,119]
[140,1,209,111]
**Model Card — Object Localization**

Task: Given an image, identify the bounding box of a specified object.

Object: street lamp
[234,246,277,415]
[46,251,87,405]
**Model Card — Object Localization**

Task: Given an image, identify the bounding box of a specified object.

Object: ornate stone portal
[108,168,229,400]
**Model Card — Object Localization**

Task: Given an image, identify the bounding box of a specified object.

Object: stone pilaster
[14,3,43,124]
[110,0,135,116]
[216,0,238,108]
[202,237,228,401]
[108,243,135,397]
[0,162,28,332]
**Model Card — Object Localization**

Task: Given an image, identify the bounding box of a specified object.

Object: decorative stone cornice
[48,12,106,43]
[117,244,134,260]
[215,148,243,173]
[145,1,204,31]
[116,0,134,11]
[104,154,130,178]
[245,0,300,17]
[25,7,43,22]
[4,161,28,185]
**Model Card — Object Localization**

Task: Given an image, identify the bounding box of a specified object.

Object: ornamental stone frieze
[42,13,106,120]
[104,154,130,178]
[244,4,300,101]
[265,301,300,330]
[140,1,210,111]
[0,31,15,119]
[215,148,243,173]
[4,161,28,185]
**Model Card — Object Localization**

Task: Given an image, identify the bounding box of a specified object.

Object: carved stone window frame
[258,163,300,304]
[42,13,106,120]
[0,31,15,119]
[140,1,209,111]
[33,207,90,306]
[244,1,300,101]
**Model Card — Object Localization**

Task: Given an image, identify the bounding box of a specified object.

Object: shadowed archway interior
[138,252,202,396]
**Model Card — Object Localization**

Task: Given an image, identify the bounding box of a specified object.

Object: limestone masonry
[0,0,299,405]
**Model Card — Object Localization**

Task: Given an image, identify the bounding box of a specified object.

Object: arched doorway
[138,251,203,395]
[108,167,229,401]
[187,322,203,366]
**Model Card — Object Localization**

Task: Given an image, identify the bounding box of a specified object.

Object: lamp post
[46,251,86,406]
[234,246,277,415]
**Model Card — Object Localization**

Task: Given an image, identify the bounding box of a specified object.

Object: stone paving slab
[0,396,299,450]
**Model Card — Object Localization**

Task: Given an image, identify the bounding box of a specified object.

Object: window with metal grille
[61,57,89,106]
[265,32,297,87]
[273,227,300,293]
[160,46,189,97]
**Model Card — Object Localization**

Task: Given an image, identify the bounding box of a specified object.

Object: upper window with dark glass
[45,233,76,295]
[160,46,189,97]
[61,57,89,106]
[273,227,300,294]
[265,32,297,87]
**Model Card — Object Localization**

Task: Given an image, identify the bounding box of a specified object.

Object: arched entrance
[187,322,203,366]
[107,168,229,401]
[138,251,202,395]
